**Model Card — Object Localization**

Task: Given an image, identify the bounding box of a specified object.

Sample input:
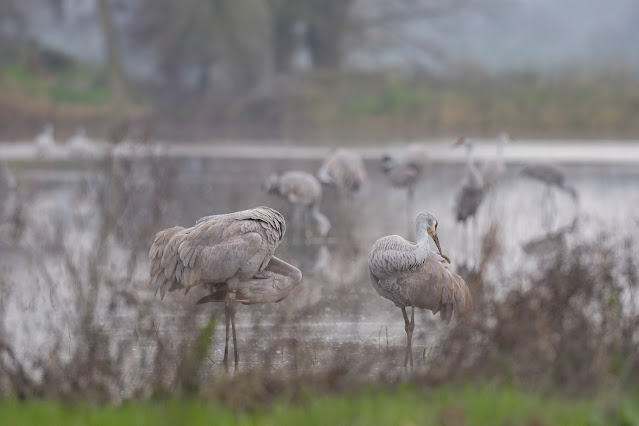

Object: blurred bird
[453,137,486,224]
[380,144,430,236]
[263,171,331,238]
[0,160,20,242]
[480,132,510,191]
[520,163,578,230]
[149,207,303,369]
[520,163,578,200]
[368,212,472,367]
[452,137,486,266]
[67,127,104,158]
[35,124,56,157]
[317,148,368,197]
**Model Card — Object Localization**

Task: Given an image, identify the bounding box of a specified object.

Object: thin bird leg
[223,304,231,366]
[230,303,239,370]
[408,307,415,368]
[401,307,415,368]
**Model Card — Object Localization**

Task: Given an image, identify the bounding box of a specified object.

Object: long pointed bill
[431,233,443,257]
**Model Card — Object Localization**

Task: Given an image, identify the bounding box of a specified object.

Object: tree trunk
[306,0,353,69]
[96,0,126,101]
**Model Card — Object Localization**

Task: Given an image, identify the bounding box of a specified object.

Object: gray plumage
[317,148,368,196]
[263,171,330,237]
[381,144,430,236]
[380,144,430,190]
[0,160,18,229]
[453,138,485,223]
[520,163,578,200]
[149,206,302,368]
[479,132,509,190]
[368,212,472,366]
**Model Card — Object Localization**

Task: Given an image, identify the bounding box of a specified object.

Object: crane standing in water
[452,137,486,264]
[368,212,472,367]
[263,171,331,238]
[317,148,368,198]
[380,144,430,237]
[520,163,578,231]
[149,207,303,369]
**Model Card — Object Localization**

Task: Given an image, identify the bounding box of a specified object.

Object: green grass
[2,64,111,105]
[2,385,638,426]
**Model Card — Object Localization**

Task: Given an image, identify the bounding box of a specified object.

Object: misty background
[1,0,638,141]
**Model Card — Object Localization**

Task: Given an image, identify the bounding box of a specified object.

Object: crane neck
[465,144,479,175]
[415,226,430,247]
[497,135,506,157]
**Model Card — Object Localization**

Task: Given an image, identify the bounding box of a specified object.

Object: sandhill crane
[0,160,16,218]
[67,127,104,158]
[317,148,368,197]
[453,137,485,223]
[368,212,472,367]
[0,160,21,243]
[149,207,303,369]
[520,163,578,230]
[262,171,330,238]
[452,137,486,265]
[35,124,56,157]
[480,132,510,190]
[380,144,430,236]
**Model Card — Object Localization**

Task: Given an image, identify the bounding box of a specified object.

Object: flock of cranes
[146,133,579,370]
[0,127,581,370]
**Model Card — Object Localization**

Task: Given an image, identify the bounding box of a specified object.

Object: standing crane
[317,148,368,198]
[520,163,578,231]
[480,132,510,191]
[262,171,331,238]
[149,207,303,369]
[380,144,430,237]
[0,160,17,228]
[368,212,472,367]
[452,137,486,265]
[35,124,56,157]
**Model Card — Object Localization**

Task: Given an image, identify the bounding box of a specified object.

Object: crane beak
[431,232,443,258]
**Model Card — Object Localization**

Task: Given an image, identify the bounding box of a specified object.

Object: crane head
[416,212,443,257]
[262,173,280,193]
[380,153,395,173]
[452,136,473,149]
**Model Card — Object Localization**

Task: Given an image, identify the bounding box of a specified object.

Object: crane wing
[402,257,473,323]
[150,208,284,300]
[368,235,426,280]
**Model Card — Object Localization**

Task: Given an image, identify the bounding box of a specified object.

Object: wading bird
[0,160,17,226]
[368,212,472,367]
[452,137,486,265]
[263,171,331,238]
[317,148,368,197]
[480,132,510,191]
[380,144,430,236]
[520,163,578,230]
[35,124,56,157]
[149,207,303,369]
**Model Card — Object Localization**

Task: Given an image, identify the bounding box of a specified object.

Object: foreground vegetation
[2,385,638,426]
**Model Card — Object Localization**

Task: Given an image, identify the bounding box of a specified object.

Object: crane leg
[231,304,239,370]
[401,307,415,368]
[223,305,231,366]
[223,289,238,369]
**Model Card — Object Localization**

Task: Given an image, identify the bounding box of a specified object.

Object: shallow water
[1,142,638,392]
